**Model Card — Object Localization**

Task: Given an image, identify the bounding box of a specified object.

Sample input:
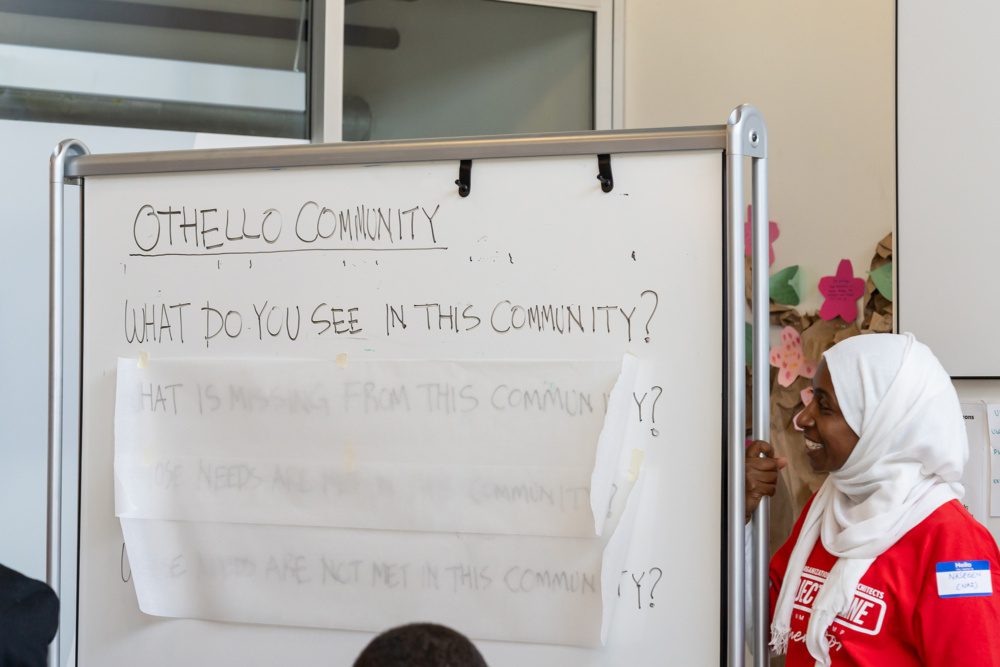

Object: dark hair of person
[352,623,488,667]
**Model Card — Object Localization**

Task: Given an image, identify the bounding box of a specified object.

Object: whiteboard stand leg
[725,126,746,667]
[750,126,770,667]
[725,105,768,667]
[49,139,90,667]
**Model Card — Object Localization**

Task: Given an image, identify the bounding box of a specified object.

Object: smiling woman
[746,333,1000,666]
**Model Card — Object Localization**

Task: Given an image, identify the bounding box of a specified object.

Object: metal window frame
[310,0,617,142]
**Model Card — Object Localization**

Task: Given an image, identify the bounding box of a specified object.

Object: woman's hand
[745,440,786,522]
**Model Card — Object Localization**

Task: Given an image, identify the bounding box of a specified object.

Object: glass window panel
[343,0,594,141]
[0,0,309,138]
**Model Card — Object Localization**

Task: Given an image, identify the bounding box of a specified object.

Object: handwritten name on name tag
[936,561,993,598]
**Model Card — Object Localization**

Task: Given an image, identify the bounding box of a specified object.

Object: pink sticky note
[769,326,818,388]
[743,204,780,266]
[818,259,866,322]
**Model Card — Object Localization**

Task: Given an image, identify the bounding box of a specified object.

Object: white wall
[622,1,895,313]
[896,0,1000,377]
[898,0,1000,538]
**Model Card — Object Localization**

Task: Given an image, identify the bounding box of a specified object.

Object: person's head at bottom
[0,563,59,667]
[352,623,488,667]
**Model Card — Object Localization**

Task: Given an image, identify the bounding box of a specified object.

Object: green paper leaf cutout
[745,322,753,369]
[769,265,801,306]
[869,262,893,302]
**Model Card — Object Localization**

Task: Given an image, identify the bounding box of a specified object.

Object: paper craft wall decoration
[800,386,814,406]
[769,265,801,306]
[818,259,866,322]
[869,261,893,302]
[769,326,817,387]
[743,204,780,266]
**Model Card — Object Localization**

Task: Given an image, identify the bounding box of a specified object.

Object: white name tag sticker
[936,561,993,598]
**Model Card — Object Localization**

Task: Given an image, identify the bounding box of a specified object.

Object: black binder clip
[456,159,472,197]
[596,154,613,193]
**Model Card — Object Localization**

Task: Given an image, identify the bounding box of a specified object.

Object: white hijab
[770,333,968,665]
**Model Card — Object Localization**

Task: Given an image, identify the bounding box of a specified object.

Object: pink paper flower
[770,326,818,388]
[743,204,780,266]
[818,259,866,322]
[800,386,814,406]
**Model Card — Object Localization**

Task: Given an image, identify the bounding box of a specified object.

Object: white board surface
[897,0,1000,376]
[78,148,724,665]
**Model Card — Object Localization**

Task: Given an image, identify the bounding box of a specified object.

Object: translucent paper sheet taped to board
[114,356,647,645]
[590,354,639,536]
[121,515,644,647]
[115,358,624,537]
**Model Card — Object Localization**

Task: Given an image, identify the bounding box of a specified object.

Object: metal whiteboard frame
[727,106,770,667]
[50,106,769,667]
[66,126,726,177]
[48,138,90,667]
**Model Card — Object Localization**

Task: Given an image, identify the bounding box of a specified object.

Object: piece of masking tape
[335,353,349,369]
[627,448,644,482]
[137,351,149,369]
[343,441,357,473]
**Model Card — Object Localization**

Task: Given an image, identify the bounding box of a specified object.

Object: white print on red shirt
[792,566,887,636]
[785,625,844,653]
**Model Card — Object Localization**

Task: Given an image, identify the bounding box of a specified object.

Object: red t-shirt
[769,498,1000,666]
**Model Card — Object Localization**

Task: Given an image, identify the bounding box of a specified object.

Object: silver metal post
[725,110,747,667]
[49,139,89,667]
[751,136,770,667]
[309,0,344,143]
[726,105,767,667]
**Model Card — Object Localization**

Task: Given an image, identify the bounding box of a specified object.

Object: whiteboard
[897,0,1000,377]
[76,139,725,665]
